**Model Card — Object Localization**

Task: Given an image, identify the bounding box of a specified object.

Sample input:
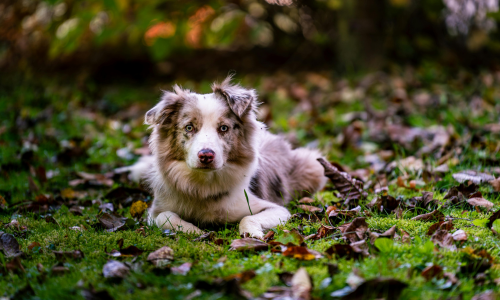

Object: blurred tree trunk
[336,0,386,73]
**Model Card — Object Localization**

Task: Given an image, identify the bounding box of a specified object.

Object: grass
[1,67,500,299]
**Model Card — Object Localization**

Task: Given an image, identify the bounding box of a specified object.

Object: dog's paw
[239,217,264,239]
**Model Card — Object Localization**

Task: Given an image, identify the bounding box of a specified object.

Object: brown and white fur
[133,76,326,238]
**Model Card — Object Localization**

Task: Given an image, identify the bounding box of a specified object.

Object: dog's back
[251,130,327,204]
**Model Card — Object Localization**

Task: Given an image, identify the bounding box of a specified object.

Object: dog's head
[146,76,258,172]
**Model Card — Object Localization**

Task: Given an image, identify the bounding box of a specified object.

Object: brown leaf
[297,205,322,212]
[193,231,215,242]
[282,246,322,260]
[332,278,408,300]
[467,197,494,210]
[452,170,495,184]
[278,272,294,286]
[317,158,367,207]
[298,197,315,204]
[427,221,453,236]
[172,262,192,275]
[4,256,25,274]
[328,207,361,225]
[259,268,312,300]
[421,264,443,281]
[53,250,84,261]
[105,187,150,207]
[0,233,23,258]
[444,183,478,199]
[51,262,70,275]
[306,224,336,241]
[97,212,133,232]
[28,242,42,253]
[230,238,269,252]
[225,270,256,284]
[431,229,455,250]
[490,178,500,192]
[487,209,500,228]
[343,217,368,243]
[108,245,143,257]
[274,229,304,246]
[102,260,129,278]
[69,206,83,216]
[369,225,397,245]
[411,210,445,222]
[147,246,174,267]
[471,290,498,300]
[400,229,411,244]
[325,244,364,260]
[263,230,275,242]
[367,194,401,213]
[452,229,467,241]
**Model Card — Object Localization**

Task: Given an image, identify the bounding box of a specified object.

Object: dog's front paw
[239,217,264,239]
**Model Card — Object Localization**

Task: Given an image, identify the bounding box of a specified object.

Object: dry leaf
[172,262,192,275]
[53,250,84,261]
[297,205,322,212]
[343,217,368,243]
[452,229,467,241]
[147,246,174,267]
[98,212,134,232]
[411,210,445,222]
[298,197,315,204]
[102,260,129,278]
[431,229,455,250]
[452,170,495,184]
[467,197,494,210]
[230,238,269,252]
[421,264,443,281]
[490,178,500,192]
[0,233,23,258]
[283,246,322,260]
[317,158,367,207]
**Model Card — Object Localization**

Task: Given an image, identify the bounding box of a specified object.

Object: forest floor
[1,66,500,300]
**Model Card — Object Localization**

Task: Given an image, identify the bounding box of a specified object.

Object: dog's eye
[185,125,194,132]
[220,125,228,132]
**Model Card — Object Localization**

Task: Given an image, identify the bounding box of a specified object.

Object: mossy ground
[1,69,499,299]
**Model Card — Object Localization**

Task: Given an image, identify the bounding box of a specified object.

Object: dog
[130,76,327,238]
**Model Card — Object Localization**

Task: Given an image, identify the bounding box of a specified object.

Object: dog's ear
[212,75,257,119]
[145,89,182,126]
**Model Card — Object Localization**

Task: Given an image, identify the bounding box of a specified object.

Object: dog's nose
[198,149,215,164]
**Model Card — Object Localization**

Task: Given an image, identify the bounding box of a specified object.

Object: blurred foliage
[2,0,500,79]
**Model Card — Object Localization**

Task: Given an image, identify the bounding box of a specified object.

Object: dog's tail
[114,155,155,182]
[288,148,328,198]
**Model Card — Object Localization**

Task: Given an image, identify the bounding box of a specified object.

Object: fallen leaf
[452,229,467,241]
[325,243,365,260]
[4,256,25,274]
[297,205,322,212]
[283,246,322,260]
[421,264,443,281]
[278,272,294,286]
[317,158,367,207]
[130,200,148,219]
[51,262,70,275]
[147,246,174,267]
[193,231,215,242]
[225,270,256,284]
[102,260,129,278]
[467,197,494,210]
[343,217,368,243]
[298,197,315,204]
[263,230,275,241]
[471,290,498,300]
[274,230,304,246]
[172,262,192,275]
[230,238,269,252]
[487,209,500,228]
[53,250,85,261]
[431,229,455,250]
[332,277,408,299]
[0,233,23,257]
[367,194,401,213]
[105,187,150,207]
[97,212,134,232]
[490,178,500,192]
[259,268,312,300]
[427,221,453,236]
[411,210,445,222]
[453,170,495,184]
[369,225,397,245]
[305,224,336,241]
[28,242,43,253]
[328,207,360,225]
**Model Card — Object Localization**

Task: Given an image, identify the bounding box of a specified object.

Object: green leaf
[374,238,393,253]
[473,218,489,228]
[492,219,500,233]
[274,230,304,246]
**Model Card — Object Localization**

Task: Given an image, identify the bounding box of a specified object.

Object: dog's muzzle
[198,148,215,164]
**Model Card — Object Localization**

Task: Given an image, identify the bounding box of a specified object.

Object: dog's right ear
[144,90,181,126]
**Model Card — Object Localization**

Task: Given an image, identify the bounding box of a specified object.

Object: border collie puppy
[135,76,326,238]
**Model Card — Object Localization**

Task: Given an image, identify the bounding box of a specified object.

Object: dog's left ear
[212,76,257,119]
